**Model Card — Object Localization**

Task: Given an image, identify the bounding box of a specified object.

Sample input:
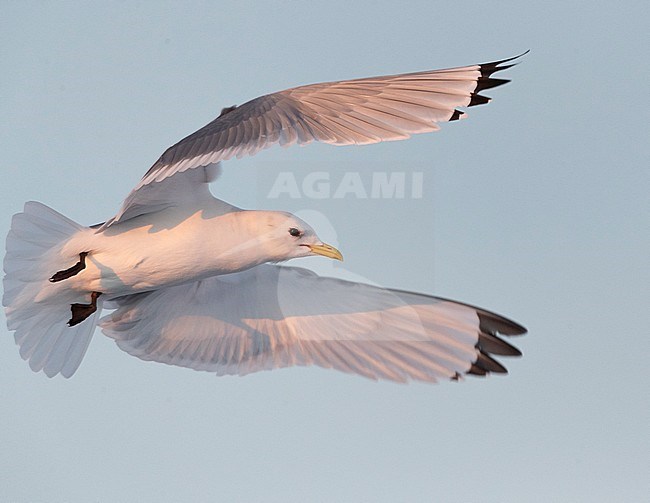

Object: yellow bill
[307,243,343,261]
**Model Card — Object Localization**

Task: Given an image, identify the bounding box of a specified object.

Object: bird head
[248,211,343,263]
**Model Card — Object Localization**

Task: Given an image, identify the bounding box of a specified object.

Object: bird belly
[58,209,252,299]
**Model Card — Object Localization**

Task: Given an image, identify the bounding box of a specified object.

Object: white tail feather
[3,201,100,378]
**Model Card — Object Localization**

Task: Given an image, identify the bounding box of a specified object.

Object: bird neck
[200,210,288,275]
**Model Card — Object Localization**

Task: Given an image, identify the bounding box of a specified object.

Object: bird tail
[3,201,101,377]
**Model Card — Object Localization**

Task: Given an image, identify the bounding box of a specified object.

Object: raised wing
[109,52,526,226]
[100,264,525,383]
[101,164,222,229]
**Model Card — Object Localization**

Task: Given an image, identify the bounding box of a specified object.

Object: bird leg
[50,252,89,283]
[68,291,102,327]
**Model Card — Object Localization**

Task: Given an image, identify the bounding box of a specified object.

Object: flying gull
[3,53,528,382]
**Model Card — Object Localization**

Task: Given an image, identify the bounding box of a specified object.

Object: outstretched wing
[100,164,222,229]
[100,264,525,383]
[109,52,526,226]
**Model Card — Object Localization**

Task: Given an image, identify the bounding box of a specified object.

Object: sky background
[1,1,648,502]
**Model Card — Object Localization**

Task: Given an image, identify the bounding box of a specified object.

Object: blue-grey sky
[1,2,648,502]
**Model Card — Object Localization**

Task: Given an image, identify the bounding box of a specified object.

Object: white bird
[3,53,527,382]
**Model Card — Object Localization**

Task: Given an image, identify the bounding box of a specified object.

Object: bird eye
[288,227,302,237]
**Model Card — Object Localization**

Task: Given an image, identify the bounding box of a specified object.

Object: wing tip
[480,50,531,75]
[467,50,530,108]
[461,308,527,380]
[219,105,238,117]
[478,310,528,336]
[477,332,523,357]
[449,109,465,122]
[468,352,509,377]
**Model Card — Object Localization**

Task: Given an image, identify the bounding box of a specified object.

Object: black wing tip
[481,50,531,74]
[449,109,465,121]
[475,77,511,94]
[468,94,491,107]
[468,352,509,378]
[219,105,238,117]
[478,311,527,336]
[462,309,527,380]
[467,363,488,377]
[467,50,529,108]
[478,332,523,357]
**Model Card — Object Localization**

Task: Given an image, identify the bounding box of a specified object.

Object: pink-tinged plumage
[3,53,527,380]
